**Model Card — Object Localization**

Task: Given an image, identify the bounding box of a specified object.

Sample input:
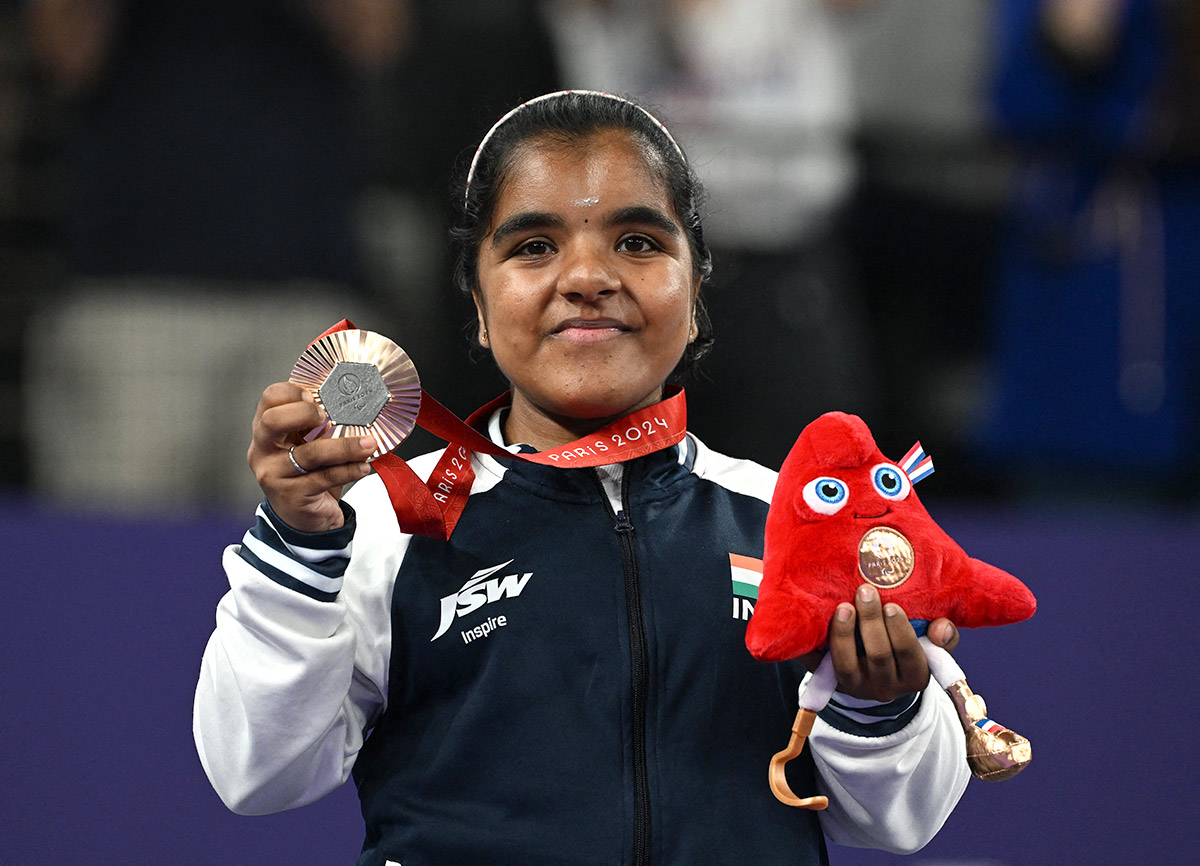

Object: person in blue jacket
[194,90,970,865]
[979,0,1200,492]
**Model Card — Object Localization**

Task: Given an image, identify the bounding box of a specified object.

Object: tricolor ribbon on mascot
[311,320,688,540]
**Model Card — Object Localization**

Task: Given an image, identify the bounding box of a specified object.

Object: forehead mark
[572,197,600,207]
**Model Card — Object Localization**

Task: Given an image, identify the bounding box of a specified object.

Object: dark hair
[450,91,714,374]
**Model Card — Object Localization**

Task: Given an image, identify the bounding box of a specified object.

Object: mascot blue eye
[802,477,848,515]
[871,463,911,501]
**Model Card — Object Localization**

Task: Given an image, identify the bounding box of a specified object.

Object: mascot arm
[942,559,1037,628]
[745,580,830,663]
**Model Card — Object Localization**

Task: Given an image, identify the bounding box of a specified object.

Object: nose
[556,240,621,302]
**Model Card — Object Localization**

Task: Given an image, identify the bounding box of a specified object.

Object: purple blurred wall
[2,494,1197,865]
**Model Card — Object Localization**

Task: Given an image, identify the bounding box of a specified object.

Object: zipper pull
[614,510,634,534]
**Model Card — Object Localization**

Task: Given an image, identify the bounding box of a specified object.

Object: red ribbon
[312,320,688,539]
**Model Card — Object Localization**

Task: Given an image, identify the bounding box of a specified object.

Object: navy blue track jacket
[194,433,970,864]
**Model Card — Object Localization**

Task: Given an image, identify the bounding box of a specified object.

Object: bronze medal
[857,526,915,589]
[290,329,421,459]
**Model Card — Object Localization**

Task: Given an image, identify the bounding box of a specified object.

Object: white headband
[463,89,684,205]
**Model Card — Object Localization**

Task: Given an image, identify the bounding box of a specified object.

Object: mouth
[853,508,892,520]
[551,318,632,344]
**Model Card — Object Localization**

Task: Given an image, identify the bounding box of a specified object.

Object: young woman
[194,91,969,865]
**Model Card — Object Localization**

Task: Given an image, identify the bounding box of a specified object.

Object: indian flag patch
[730,553,763,600]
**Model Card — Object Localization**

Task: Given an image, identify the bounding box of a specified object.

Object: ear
[472,291,489,348]
[688,276,702,343]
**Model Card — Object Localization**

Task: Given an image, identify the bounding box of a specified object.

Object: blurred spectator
[0,1,55,491]
[839,0,1015,478]
[977,0,1200,498]
[545,0,874,469]
[22,0,405,512]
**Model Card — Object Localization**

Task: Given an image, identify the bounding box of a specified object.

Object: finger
[279,456,372,492]
[827,602,862,692]
[285,436,377,477]
[883,603,930,691]
[927,617,960,653]
[254,432,375,496]
[854,585,898,690]
[256,381,308,417]
[256,400,326,446]
[251,383,323,453]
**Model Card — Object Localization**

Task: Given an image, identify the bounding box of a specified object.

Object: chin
[556,395,642,421]
[551,385,662,422]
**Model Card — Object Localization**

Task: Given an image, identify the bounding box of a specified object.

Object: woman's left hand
[799,585,959,703]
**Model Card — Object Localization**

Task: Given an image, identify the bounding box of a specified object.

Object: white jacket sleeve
[811,681,971,853]
[193,476,407,815]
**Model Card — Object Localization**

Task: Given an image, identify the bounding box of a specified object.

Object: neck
[503,389,665,451]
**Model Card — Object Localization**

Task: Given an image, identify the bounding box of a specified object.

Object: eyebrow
[605,205,681,237]
[489,204,682,249]
[490,211,565,248]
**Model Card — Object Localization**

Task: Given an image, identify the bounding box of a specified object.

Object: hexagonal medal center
[318,361,389,426]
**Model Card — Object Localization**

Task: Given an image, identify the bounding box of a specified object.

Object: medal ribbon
[312,320,688,540]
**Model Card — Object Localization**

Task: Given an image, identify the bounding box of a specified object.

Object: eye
[871,463,911,501]
[616,234,660,254]
[802,477,848,515]
[515,239,555,257]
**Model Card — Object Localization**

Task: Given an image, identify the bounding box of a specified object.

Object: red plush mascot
[746,412,1035,809]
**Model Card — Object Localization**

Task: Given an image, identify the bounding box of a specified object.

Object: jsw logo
[431,560,533,641]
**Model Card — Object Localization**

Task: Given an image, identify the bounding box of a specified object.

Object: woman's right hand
[248,383,377,533]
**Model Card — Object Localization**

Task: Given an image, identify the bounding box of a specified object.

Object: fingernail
[360,437,376,450]
[836,604,853,623]
[359,463,371,476]
[884,603,900,618]
[858,585,877,603]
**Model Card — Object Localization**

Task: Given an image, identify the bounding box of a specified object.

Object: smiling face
[474,129,701,448]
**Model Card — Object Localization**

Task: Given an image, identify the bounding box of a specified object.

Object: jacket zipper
[594,468,652,866]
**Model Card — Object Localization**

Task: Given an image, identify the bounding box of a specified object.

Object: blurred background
[0,1,1196,864]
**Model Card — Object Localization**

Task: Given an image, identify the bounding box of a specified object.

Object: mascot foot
[768,708,829,809]
[945,680,1031,782]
